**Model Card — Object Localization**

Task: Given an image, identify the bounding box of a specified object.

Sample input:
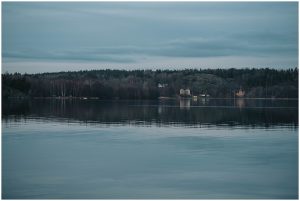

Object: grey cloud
[3,50,136,63]
[3,2,298,72]
[3,32,297,63]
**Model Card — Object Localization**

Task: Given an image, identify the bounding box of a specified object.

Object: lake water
[2,98,298,199]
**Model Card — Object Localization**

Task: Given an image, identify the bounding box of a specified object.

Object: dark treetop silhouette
[2,68,298,99]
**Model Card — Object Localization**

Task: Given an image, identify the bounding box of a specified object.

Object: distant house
[158,83,168,88]
[179,89,191,97]
[199,94,210,98]
[180,89,185,95]
[236,88,245,98]
[185,89,191,96]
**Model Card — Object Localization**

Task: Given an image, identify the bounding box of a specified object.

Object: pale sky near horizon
[2,2,298,73]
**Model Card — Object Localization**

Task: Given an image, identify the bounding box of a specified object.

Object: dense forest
[2,68,298,99]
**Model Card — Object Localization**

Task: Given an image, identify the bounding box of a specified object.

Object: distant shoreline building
[179,89,191,97]
[199,93,210,98]
[158,83,168,88]
[236,88,245,98]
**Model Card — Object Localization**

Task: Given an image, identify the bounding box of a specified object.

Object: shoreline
[4,96,299,101]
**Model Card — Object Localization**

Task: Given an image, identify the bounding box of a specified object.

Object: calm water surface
[2,98,298,199]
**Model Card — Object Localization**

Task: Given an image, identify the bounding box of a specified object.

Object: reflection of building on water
[158,104,163,114]
[200,97,209,105]
[236,98,245,109]
[180,98,191,110]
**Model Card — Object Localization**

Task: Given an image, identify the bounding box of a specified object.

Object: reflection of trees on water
[3,99,298,127]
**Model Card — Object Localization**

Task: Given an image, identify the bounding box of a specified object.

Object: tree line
[2,68,298,99]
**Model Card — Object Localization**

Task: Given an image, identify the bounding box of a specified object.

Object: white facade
[180,89,191,96]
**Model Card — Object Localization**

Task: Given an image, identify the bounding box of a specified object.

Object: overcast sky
[2,2,298,73]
